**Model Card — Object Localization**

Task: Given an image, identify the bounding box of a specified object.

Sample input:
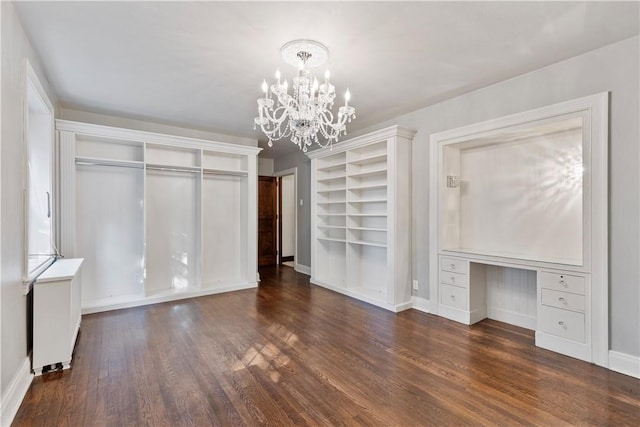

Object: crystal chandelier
[254,40,356,152]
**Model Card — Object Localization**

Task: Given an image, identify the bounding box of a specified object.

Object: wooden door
[258,176,277,266]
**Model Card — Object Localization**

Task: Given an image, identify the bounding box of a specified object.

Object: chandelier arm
[318,110,345,138]
[258,107,290,139]
[260,104,289,126]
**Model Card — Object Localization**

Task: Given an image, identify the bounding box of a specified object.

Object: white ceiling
[15,1,639,159]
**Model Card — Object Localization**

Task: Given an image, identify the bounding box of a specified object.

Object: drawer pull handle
[558,297,567,304]
[558,321,566,328]
[450,295,456,301]
[450,263,456,270]
[559,280,567,287]
[451,276,455,283]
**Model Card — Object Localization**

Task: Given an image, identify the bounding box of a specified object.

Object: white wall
[281,175,295,258]
[348,36,640,357]
[1,0,56,413]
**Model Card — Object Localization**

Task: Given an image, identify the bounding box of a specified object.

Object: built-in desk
[429,94,609,367]
[437,252,591,362]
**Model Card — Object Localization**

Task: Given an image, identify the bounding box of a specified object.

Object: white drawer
[541,289,585,312]
[440,257,469,275]
[440,283,467,310]
[539,305,585,343]
[539,272,585,295]
[440,271,469,288]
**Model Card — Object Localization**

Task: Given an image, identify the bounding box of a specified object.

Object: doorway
[274,167,298,269]
[257,169,298,269]
[278,174,295,267]
[258,176,277,266]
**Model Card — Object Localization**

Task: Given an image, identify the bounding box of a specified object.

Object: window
[24,60,56,282]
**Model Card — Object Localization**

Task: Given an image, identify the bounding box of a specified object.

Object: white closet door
[76,165,144,303]
[201,175,246,286]
[145,170,199,293]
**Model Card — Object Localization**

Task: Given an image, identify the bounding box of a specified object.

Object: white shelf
[318,237,347,243]
[348,239,387,248]
[348,153,387,166]
[349,183,387,191]
[317,175,347,183]
[348,198,388,203]
[75,156,144,169]
[317,187,347,193]
[348,213,388,217]
[318,225,346,230]
[317,201,347,205]
[349,227,387,232]
[318,213,346,217]
[317,162,346,172]
[348,168,387,179]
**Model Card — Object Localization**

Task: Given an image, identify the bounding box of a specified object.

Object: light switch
[299,199,303,206]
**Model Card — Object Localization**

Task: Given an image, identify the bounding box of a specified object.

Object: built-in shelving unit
[429,93,609,366]
[57,120,260,313]
[309,125,415,312]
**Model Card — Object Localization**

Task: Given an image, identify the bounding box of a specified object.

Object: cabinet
[33,258,83,375]
[439,257,487,324]
[537,271,590,358]
[58,120,260,313]
[308,126,415,312]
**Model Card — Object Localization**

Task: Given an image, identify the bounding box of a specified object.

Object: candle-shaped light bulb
[344,89,351,106]
[324,69,331,80]
[312,78,319,95]
[261,79,268,93]
[283,80,289,92]
[275,69,281,85]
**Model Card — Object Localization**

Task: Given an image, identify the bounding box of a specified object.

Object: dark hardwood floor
[14,266,640,426]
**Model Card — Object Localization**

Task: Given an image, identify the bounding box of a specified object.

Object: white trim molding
[296,264,311,276]
[0,358,33,426]
[56,119,262,156]
[608,350,640,379]
[411,296,432,314]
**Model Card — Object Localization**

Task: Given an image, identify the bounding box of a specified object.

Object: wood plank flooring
[14,266,640,426]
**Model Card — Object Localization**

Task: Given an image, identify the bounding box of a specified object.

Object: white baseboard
[411,296,432,314]
[487,307,536,331]
[609,350,640,379]
[1,357,33,426]
[82,282,258,314]
[295,263,311,275]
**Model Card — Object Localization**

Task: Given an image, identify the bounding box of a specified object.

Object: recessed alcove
[439,114,584,266]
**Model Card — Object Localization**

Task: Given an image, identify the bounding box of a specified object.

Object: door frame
[273,167,298,271]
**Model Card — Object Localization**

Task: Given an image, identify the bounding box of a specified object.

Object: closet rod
[203,170,248,177]
[146,165,200,174]
[75,160,143,169]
